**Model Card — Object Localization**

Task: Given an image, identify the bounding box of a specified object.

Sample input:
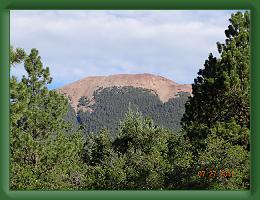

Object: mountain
[58,73,192,134]
[57,73,192,111]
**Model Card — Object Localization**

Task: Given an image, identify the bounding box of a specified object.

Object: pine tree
[81,110,193,189]
[195,132,249,190]
[181,11,250,149]
[181,11,250,190]
[10,46,26,66]
[10,48,84,189]
[10,47,27,133]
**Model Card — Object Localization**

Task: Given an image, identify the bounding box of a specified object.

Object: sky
[10,10,237,89]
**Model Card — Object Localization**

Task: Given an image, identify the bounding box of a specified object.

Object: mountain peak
[57,73,192,111]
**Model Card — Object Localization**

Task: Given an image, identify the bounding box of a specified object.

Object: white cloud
[11,10,237,88]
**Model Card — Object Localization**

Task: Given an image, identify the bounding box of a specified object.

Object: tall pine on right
[181,11,250,150]
[181,11,250,189]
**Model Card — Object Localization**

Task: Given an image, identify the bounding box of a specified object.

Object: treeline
[10,11,250,190]
[76,86,190,134]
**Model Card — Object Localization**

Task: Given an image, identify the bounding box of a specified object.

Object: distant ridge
[57,73,192,111]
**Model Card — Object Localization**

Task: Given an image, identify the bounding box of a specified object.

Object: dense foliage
[77,86,189,134]
[181,11,250,189]
[65,103,79,131]
[10,48,84,189]
[10,11,250,190]
[80,110,193,189]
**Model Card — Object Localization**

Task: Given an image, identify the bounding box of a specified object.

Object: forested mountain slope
[59,74,192,134]
[75,86,190,134]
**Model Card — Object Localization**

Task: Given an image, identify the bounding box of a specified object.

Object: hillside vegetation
[76,86,190,134]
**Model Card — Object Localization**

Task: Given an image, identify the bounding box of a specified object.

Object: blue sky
[10,10,237,89]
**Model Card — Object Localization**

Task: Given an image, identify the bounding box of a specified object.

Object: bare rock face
[57,73,192,111]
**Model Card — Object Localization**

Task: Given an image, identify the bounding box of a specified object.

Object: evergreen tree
[82,129,126,189]
[81,110,193,189]
[181,11,250,149]
[10,47,27,134]
[10,46,26,66]
[195,128,250,190]
[10,48,84,189]
[181,11,250,190]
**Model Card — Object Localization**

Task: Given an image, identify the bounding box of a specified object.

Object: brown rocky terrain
[57,73,192,111]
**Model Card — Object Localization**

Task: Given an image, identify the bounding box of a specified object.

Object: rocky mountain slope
[57,73,192,111]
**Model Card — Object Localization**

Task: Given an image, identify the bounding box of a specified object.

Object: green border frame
[0,0,259,199]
